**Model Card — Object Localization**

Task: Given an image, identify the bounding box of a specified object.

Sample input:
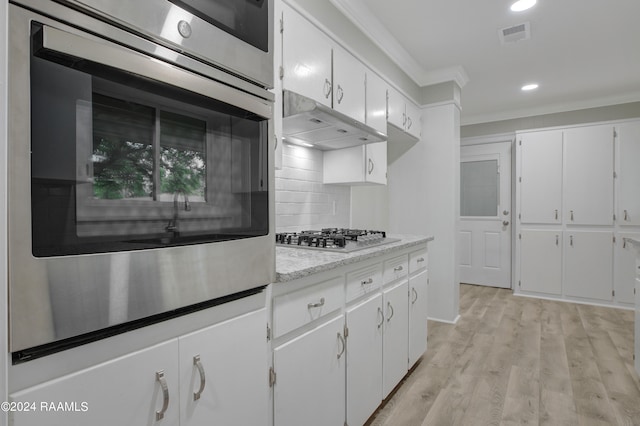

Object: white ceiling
[330,0,640,125]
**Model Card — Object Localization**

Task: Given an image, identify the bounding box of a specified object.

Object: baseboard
[427,314,460,324]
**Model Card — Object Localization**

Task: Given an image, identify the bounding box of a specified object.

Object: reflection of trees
[92,139,205,200]
[160,147,205,198]
[93,138,153,199]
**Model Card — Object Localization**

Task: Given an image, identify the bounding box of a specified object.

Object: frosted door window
[461,160,499,217]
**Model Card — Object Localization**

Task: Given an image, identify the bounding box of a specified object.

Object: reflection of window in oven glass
[91,94,154,200]
[159,110,206,203]
[89,94,208,205]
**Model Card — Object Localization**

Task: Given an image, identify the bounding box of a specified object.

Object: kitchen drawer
[383,255,408,284]
[409,249,428,274]
[273,276,344,338]
[346,263,383,303]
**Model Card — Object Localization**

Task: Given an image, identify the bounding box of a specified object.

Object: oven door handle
[34,25,272,120]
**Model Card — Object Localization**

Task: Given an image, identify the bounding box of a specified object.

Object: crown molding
[329,0,468,89]
[461,91,640,126]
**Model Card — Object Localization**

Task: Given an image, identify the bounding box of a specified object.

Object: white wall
[350,185,388,230]
[389,103,460,323]
[1,0,8,422]
[275,143,351,232]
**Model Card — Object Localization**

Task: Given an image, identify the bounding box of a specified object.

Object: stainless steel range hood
[282,90,387,150]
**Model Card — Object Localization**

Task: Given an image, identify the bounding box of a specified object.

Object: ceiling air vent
[499,22,530,44]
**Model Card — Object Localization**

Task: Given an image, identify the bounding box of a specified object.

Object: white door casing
[459,141,512,288]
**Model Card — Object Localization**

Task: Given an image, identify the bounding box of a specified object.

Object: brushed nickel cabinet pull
[377,307,384,329]
[337,333,345,359]
[394,265,404,272]
[411,287,418,304]
[193,355,206,401]
[307,297,325,309]
[361,278,374,286]
[386,301,394,322]
[155,370,170,421]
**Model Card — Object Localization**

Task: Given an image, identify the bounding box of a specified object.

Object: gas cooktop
[275,228,399,253]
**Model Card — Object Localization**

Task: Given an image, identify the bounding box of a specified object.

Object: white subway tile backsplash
[275,144,350,232]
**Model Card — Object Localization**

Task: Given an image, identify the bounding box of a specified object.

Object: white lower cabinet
[564,231,614,301]
[346,294,383,426]
[408,268,428,367]
[179,308,268,426]
[519,230,563,295]
[272,243,429,426]
[614,232,640,304]
[272,315,346,426]
[382,280,409,398]
[10,340,181,426]
[10,307,268,426]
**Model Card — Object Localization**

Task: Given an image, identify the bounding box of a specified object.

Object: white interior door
[459,142,512,288]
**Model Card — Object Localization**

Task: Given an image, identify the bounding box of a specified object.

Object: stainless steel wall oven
[8,0,274,361]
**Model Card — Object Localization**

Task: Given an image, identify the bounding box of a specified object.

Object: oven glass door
[30,23,270,257]
[168,0,268,52]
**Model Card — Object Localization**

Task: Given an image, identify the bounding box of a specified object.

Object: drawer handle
[555,209,558,220]
[417,257,425,263]
[337,333,346,359]
[155,370,170,421]
[393,265,404,272]
[386,301,394,322]
[361,278,374,286]
[411,287,418,304]
[624,209,629,221]
[377,307,384,329]
[570,210,574,221]
[307,297,325,309]
[193,355,206,401]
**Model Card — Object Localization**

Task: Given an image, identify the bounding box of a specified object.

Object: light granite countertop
[275,234,434,283]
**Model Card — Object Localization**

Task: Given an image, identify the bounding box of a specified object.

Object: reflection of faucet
[165,191,191,234]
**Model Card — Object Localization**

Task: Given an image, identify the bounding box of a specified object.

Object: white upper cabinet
[404,100,422,139]
[332,45,365,123]
[281,4,332,107]
[387,86,421,139]
[564,125,614,225]
[617,121,640,226]
[518,130,563,224]
[323,142,387,185]
[387,86,406,131]
[366,71,388,135]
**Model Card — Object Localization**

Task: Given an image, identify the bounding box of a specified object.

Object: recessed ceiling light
[511,0,537,12]
[521,83,539,91]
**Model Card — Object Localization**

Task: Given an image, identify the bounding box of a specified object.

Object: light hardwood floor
[366,284,640,426]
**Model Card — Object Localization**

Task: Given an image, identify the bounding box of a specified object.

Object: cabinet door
[386,86,405,131]
[332,45,366,123]
[382,281,409,398]
[282,4,332,107]
[518,130,563,224]
[10,340,180,426]
[614,232,640,305]
[365,142,387,185]
[346,294,383,426]
[179,308,268,426]
[366,71,388,135]
[564,125,614,225]
[617,121,640,226]
[408,269,428,367]
[519,230,563,295]
[636,275,640,375]
[565,231,614,301]
[273,315,346,426]
[404,101,421,139]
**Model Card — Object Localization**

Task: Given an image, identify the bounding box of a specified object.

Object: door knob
[503,210,509,215]
[502,220,509,226]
